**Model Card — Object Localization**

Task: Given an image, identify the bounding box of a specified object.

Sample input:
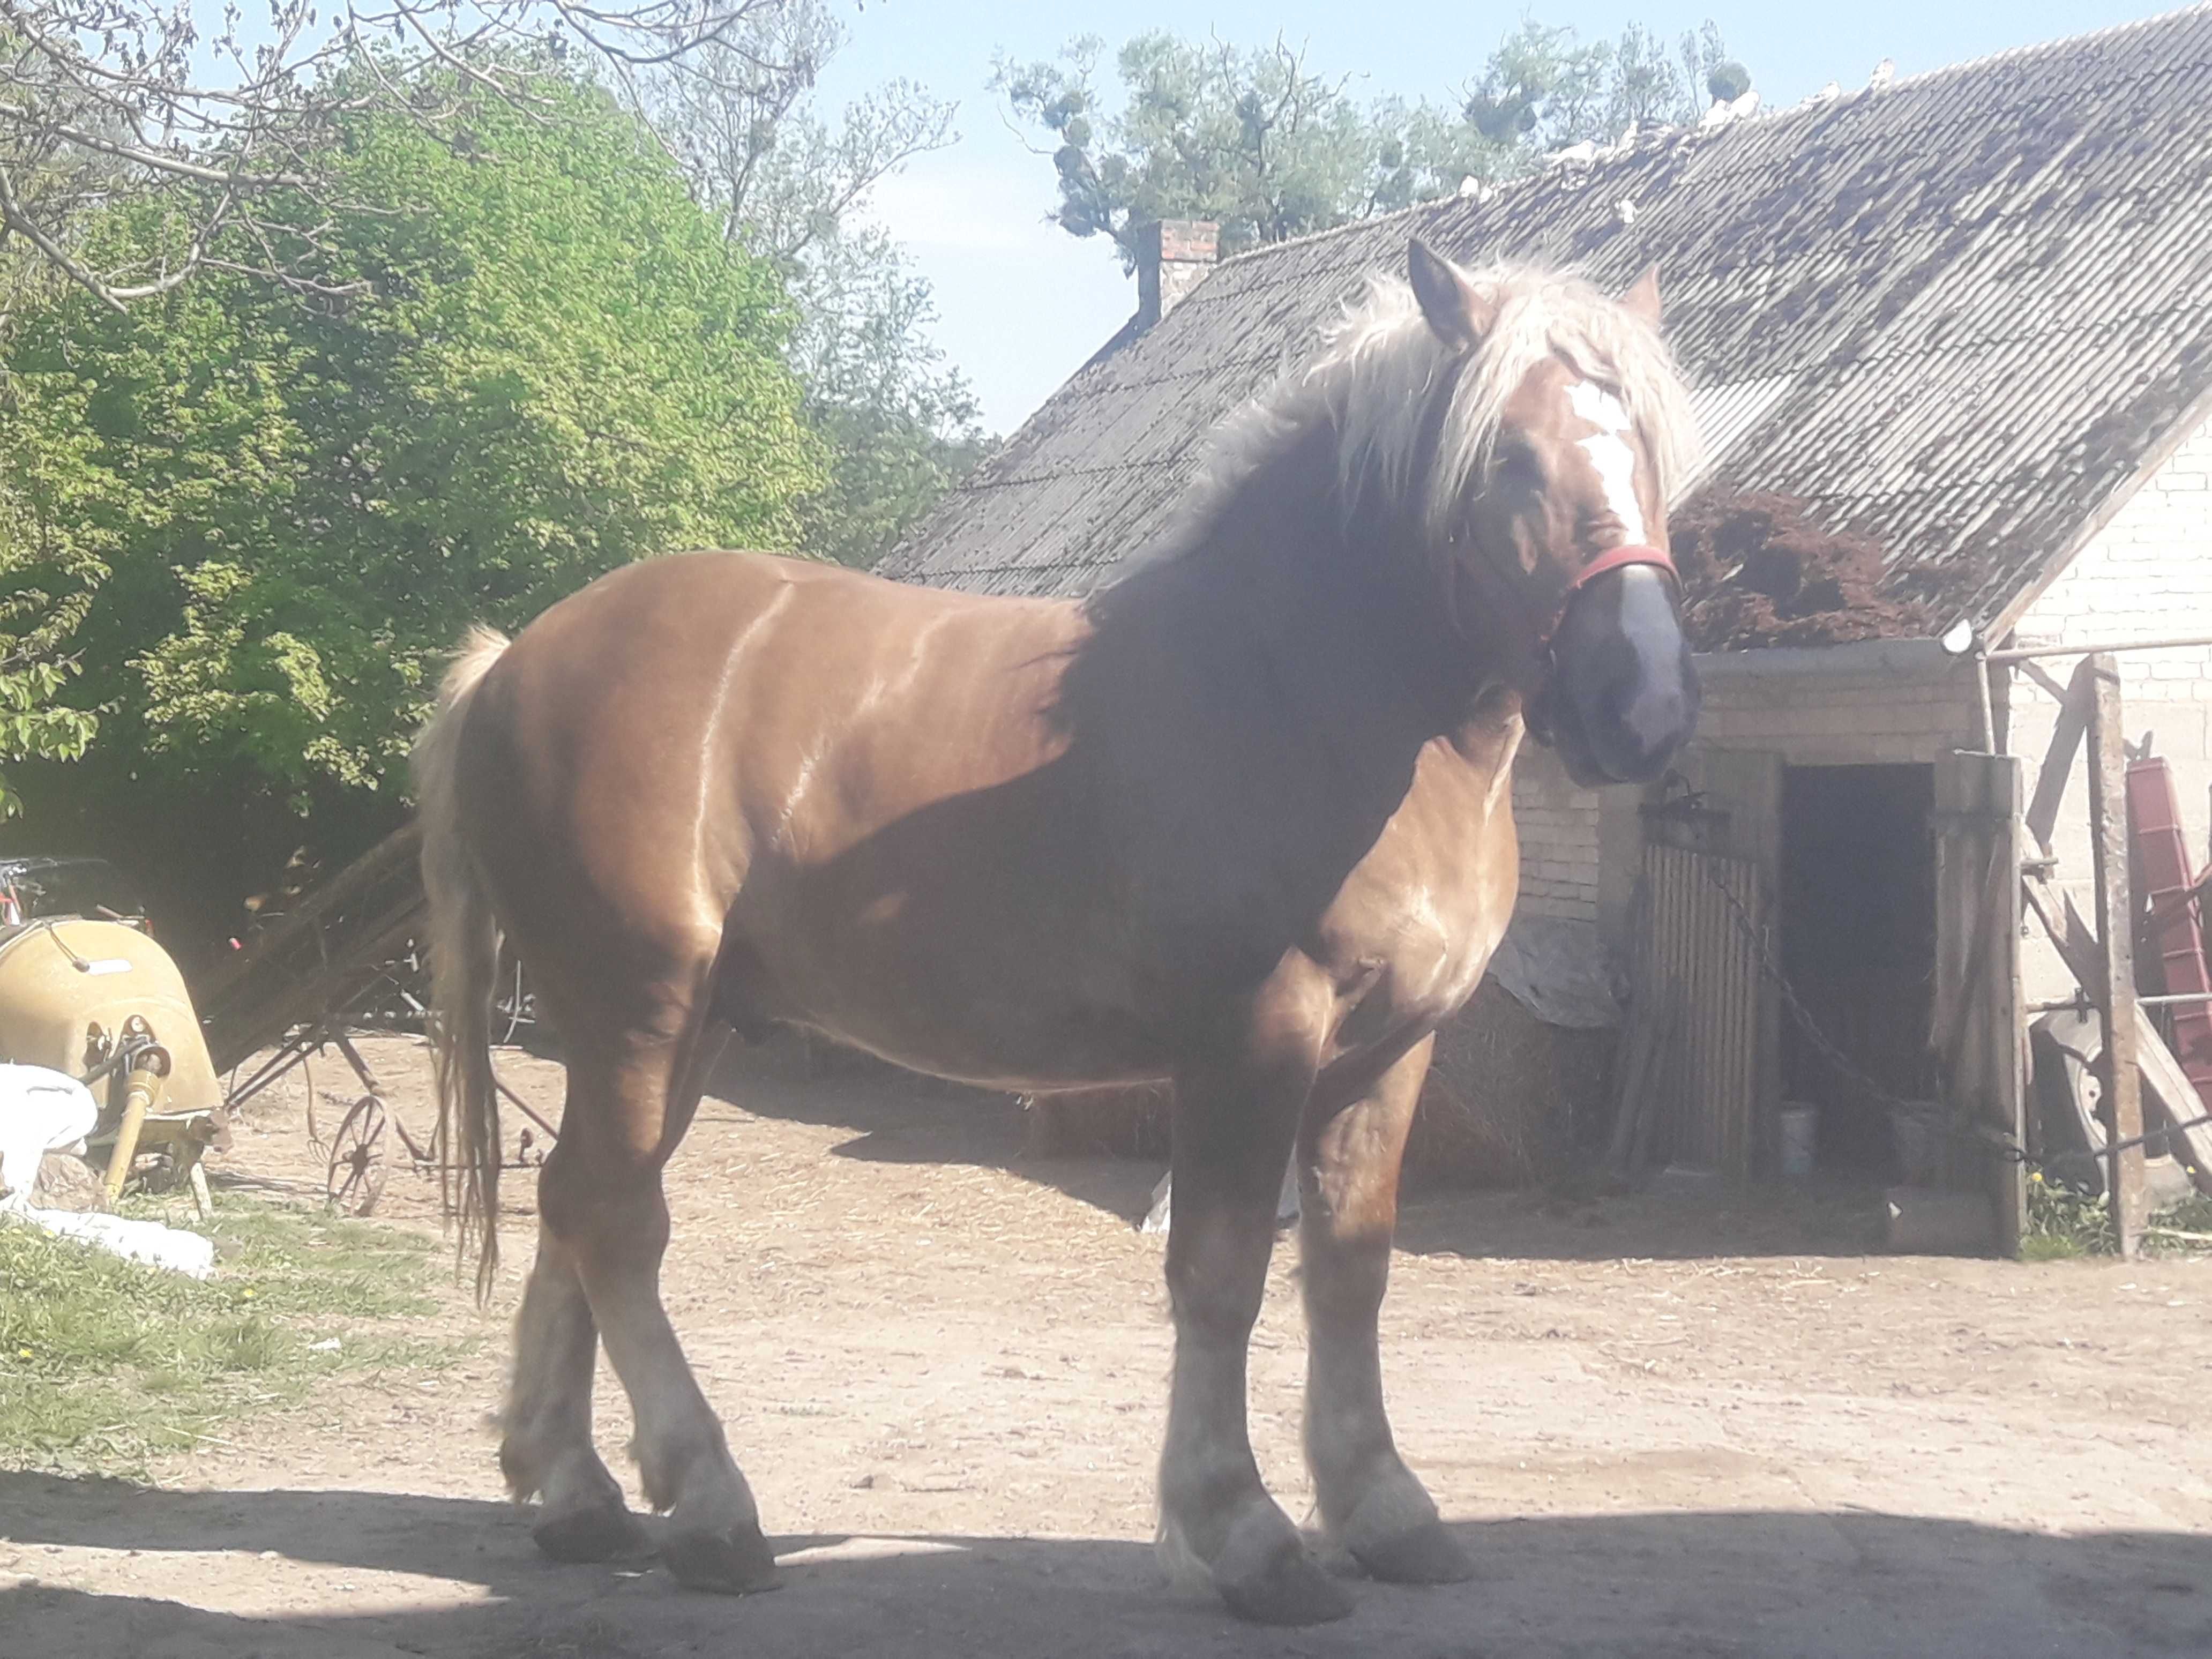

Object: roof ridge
[1878,0,2212,95]
[1207,3,2212,278]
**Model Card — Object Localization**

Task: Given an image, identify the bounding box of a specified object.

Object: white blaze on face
[1567,381,1647,543]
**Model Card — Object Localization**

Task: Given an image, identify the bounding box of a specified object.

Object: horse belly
[731,909,1169,1089]
[722,825,1172,1092]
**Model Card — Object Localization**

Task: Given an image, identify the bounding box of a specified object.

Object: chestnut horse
[414,241,1702,1626]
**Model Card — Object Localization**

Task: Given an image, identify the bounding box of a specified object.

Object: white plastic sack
[0,1062,98,1204]
[0,1059,215,1277]
[6,1207,215,1277]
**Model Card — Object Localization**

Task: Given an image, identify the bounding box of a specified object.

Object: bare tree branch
[0,0,795,314]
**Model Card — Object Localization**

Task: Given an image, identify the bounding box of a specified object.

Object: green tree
[1463,19,1735,151]
[0,61,820,811]
[644,0,989,566]
[997,21,1744,266]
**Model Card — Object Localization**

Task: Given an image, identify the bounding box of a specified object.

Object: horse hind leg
[499,1224,646,1562]
[1298,1033,1473,1586]
[550,1007,778,1595]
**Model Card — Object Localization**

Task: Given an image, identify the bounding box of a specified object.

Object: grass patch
[2023,1172,2212,1260]
[0,1193,466,1476]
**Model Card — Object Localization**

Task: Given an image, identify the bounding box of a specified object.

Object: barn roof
[878,5,2212,644]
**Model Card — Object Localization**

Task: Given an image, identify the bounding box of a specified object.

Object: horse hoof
[665,1521,783,1595]
[1217,1537,1357,1626]
[1350,1520,1475,1586]
[533,1503,651,1564]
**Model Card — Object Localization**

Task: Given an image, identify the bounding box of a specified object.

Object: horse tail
[413,625,511,1303]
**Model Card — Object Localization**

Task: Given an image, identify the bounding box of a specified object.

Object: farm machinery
[194,824,554,1214]
[0,830,551,1219]
[0,856,227,1212]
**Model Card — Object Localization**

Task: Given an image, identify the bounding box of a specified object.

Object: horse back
[454,551,1153,1079]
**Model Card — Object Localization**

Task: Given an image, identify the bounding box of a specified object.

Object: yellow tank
[0,918,223,1117]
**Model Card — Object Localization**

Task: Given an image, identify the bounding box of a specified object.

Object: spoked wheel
[326,1095,389,1216]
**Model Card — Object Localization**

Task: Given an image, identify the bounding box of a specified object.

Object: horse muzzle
[1531,554,1700,787]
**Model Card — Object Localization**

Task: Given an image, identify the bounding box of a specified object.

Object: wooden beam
[2025,657,2096,857]
[2023,872,2103,998]
[2128,1015,2212,1198]
[2021,872,2212,1196]
[1935,840,2008,1083]
[2017,657,2071,704]
[2085,653,2147,1257]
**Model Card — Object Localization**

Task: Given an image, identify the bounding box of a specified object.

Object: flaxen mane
[1145,260,1701,566]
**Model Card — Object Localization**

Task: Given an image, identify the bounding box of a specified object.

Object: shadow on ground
[465,1029,1901,1261]
[3,1473,2205,1658]
[684,1035,1898,1261]
[692,1034,1167,1225]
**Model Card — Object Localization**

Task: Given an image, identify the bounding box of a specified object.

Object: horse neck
[1105,422,1496,750]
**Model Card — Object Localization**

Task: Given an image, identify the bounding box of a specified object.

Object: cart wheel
[326,1095,388,1217]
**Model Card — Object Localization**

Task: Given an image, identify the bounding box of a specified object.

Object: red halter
[1541,541,1679,646]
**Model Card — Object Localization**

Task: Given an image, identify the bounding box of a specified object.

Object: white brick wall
[2014,418,2212,698]
[1513,744,1601,922]
[2011,414,2212,1001]
[1694,664,1977,764]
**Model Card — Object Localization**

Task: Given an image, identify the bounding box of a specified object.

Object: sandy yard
[3,1031,2209,1658]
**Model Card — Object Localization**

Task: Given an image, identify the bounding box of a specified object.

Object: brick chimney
[1135,219,1219,331]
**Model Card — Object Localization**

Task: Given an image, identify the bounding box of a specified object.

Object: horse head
[1392,241,1702,785]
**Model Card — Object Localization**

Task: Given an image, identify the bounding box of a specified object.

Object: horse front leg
[1156,999,1353,1626]
[1299,1032,1473,1585]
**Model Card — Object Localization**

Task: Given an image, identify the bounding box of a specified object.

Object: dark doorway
[1779,764,1938,1178]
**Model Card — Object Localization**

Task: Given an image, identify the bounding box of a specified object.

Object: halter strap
[1568,541,1677,595]
[1538,541,1678,649]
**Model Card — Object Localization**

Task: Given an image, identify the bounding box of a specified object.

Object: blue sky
[813,2,2182,432]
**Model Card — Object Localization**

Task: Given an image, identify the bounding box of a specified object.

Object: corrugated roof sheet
[879,6,2212,639]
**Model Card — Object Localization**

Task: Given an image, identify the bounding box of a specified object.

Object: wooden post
[2085,653,2146,1257]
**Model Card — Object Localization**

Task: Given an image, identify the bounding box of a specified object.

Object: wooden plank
[2024,657,2096,856]
[1934,752,2028,1246]
[2023,873,2103,999]
[2085,653,2147,1258]
[2021,875,2212,1197]
[1992,758,2028,1259]
[2016,657,2071,705]
[1604,953,1661,1179]
[2131,1014,2212,1197]
[1935,840,2007,1082]
[1628,993,1681,1180]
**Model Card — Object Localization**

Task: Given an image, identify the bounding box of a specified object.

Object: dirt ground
[4,1032,2210,1658]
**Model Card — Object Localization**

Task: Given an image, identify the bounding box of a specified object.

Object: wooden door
[1634,750,1780,1184]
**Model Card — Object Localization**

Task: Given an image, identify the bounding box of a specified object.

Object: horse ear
[1408,238,1494,350]
[1620,264,1663,326]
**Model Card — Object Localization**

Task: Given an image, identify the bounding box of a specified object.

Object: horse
[413,238,1703,1627]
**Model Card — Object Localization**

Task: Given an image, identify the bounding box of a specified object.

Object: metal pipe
[1972,648,1998,753]
[2032,990,2212,1013]
[101,1048,171,1204]
[1985,632,2212,664]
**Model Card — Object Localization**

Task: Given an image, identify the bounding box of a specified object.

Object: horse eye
[1492,444,1542,485]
